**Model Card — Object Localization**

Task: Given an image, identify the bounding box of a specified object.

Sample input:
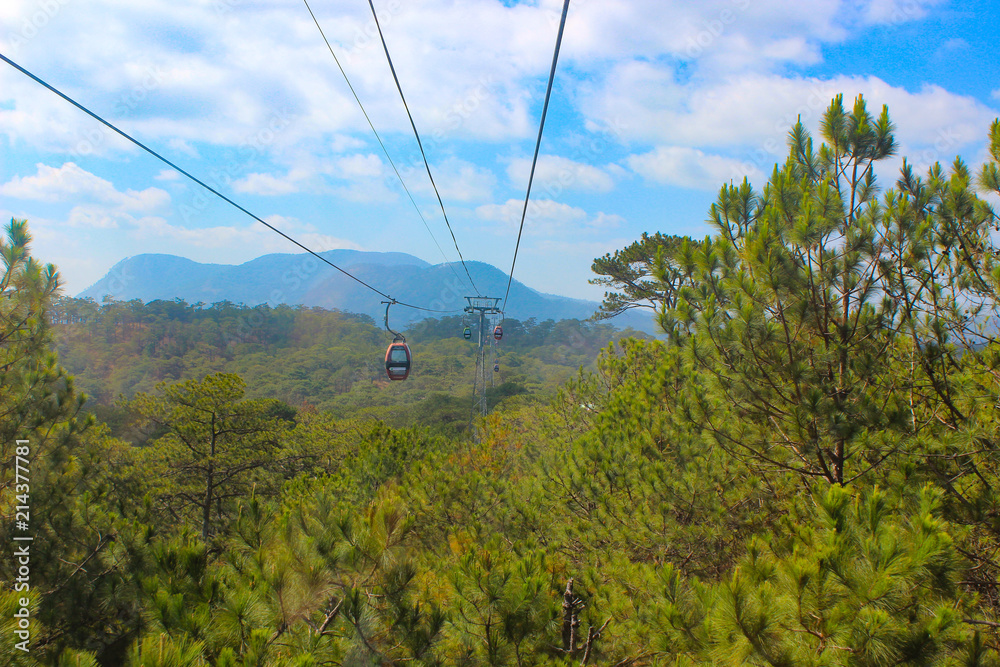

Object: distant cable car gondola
[493,325,503,341]
[494,363,500,372]
[463,326,472,340]
[385,338,411,381]
[382,300,411,381]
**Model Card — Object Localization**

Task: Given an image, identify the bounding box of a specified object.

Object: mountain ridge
[78,251,657,332]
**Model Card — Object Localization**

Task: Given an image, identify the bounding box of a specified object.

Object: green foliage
[590,232,693,320]
[698,486,976,666]
[52,299,641,436]
[0,220,151,664]
[660,95,1000,488]
[124,373,295,540]
[127,634,207,666]
[448,536,555,665]
[6,99,1000,665]
[980,120,1000,195]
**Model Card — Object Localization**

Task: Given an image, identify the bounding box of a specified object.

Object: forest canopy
[3,95,1000,665]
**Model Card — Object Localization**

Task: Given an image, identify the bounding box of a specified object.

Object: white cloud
[67,205,123,229]
[0,0,554,157]
[329,135,367,152]
[1,0,992,302]
[167,138,199,158]
[331,180,399,205]
[0,207,124,292]
[129,215,362,255]
[506,155,616,194]
[862,0,943,25]
[258,214,305,236]
[1,0,978,183]
[0,0,970,161]
[259,215,364,253]
[0,0,839,156]
[232,153,391,197]
[406,158,496,203]
[0,162,170,211]
[334,154,384,179]
[590,212,625,230]
[476,198,621,236]
[939,37,969,52]
[627,146,764,190]
[154,169,181,181]
[581,70,998,160]
[551,0,848,71]
[232,171,304,196]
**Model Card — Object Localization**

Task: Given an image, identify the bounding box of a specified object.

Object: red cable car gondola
[493,325,503,341]
[385,338,411,381]
[382,300,411,381]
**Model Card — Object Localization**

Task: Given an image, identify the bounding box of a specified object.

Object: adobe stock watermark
[909,125,966,174]
[428,275,467,313]
[729,80,970,183]
[434,75,501,142]
[5,0,71,54]
[534,116,628,204]
[382,75,502,193]
[542,0,591,28]
[552,328,590,365]
[728,82,838,181]
[219,249,325,350]
[70,63,168,159]
[9,439,33,654]
[682,0,751,61]
[500,116,628,231]
[213,0,242,16]
[178,109,293,223]
[100,260,136,300]
[851,0,934,28]
[343,0,405,65]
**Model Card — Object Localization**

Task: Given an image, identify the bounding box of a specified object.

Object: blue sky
[1,0,998,307]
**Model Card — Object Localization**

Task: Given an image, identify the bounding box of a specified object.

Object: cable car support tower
[465,296,501,434]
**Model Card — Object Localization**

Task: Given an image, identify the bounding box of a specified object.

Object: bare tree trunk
[562,579,579,654]
[203,426,217,541]
[202,462,213,541]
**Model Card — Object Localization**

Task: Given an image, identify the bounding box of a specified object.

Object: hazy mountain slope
[79,251,658,332]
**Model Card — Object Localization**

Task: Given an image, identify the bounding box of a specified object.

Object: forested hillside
[4,96,1000,666]
[49,297,640,436]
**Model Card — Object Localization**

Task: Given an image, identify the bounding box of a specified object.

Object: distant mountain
[78,251,658,333]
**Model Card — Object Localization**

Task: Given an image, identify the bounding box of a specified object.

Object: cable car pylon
[465,296,502,438]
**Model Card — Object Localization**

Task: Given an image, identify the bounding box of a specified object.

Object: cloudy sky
[1,0,997,308]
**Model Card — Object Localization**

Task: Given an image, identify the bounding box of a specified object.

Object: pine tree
[698,486,983,666]
[0,219,144,664]
[125,373,294,540]
[590,232,693,320]
[663,95,1000,486]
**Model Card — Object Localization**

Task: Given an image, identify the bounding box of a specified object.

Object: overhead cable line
[0,51,455,314]
[301,0,473,293]
[501,0,571,313]
[366,0,481,295]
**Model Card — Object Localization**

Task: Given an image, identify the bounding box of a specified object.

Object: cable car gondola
[493,325,503,341]
[463,326,472,340]
[382,300,411,381]
[385,337,411,381]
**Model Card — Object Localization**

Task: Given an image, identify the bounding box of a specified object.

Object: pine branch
[580,618,611,665]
